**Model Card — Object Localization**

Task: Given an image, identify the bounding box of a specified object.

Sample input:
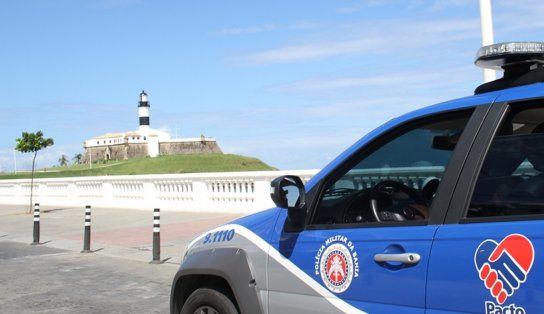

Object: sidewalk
[0,204,243,266]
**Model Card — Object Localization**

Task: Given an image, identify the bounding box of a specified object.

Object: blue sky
[2,0,544,172]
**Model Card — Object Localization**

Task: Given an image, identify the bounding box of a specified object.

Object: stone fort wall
[160,140,222,155]
[82,140,222,163]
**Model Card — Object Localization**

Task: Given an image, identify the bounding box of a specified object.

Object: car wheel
[181,288,238,314]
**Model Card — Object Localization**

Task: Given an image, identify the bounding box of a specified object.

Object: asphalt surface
[0,204,242,313]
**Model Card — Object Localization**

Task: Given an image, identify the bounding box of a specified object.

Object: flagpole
[479,0,496,82]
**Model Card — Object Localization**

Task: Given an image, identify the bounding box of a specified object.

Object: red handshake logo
[474,234,534,304]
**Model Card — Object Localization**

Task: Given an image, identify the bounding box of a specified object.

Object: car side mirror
[270,175,306,227]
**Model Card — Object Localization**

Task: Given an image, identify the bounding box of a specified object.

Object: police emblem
[315,235,359,294]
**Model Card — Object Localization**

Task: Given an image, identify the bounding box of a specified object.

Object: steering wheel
[370,180,428,222]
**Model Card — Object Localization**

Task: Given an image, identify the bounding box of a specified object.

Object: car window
[467,105,544,219]
[312,111,473,225]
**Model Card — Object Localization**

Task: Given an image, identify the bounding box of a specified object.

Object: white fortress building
[83,91,222,163]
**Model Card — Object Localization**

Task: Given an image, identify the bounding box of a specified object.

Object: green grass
[0,154,276,179]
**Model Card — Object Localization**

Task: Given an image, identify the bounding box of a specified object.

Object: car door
[267,107,484,313]
[428,100,544,314]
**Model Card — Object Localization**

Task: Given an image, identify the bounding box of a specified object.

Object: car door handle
[374,253,421,265]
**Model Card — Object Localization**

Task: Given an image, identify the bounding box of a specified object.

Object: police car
[170,42,544,314]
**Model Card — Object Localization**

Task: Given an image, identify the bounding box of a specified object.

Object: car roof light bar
[475,42,544,71]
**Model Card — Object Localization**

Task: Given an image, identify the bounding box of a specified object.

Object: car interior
[468,106,544,218]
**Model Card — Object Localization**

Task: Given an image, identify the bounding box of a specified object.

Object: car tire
[180,288,238,314]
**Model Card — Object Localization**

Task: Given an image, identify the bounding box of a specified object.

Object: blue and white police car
[170,42,544,314]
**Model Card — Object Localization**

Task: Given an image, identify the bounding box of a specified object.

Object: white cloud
[236,17,479,65]
[240,37,388,64]
[277,72,443,93]
[494,0,544,35]
[275,65,476,99]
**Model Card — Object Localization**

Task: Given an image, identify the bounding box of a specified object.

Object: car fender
[171,246,264,314]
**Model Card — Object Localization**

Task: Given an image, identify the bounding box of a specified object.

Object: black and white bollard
[81,205,92,253]
[150,208,161,264]
[31,203,40,245]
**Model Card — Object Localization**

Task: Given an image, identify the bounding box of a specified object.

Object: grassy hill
[0,154,276,180]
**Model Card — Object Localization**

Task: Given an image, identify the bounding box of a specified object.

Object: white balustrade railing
[0,166,463,214]
[0,170,318,214]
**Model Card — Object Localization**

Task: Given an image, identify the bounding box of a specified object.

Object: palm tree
[72,153,83,165]
[58,154,68,167]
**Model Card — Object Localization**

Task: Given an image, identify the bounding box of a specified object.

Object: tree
[58,154,68,167]
[72,153,83,165]
[15,131,54,213]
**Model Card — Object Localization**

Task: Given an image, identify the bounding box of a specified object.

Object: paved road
[0,241,174,313]
[0,205,243,313]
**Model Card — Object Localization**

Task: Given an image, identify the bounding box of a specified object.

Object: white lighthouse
[138,90,150,132]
